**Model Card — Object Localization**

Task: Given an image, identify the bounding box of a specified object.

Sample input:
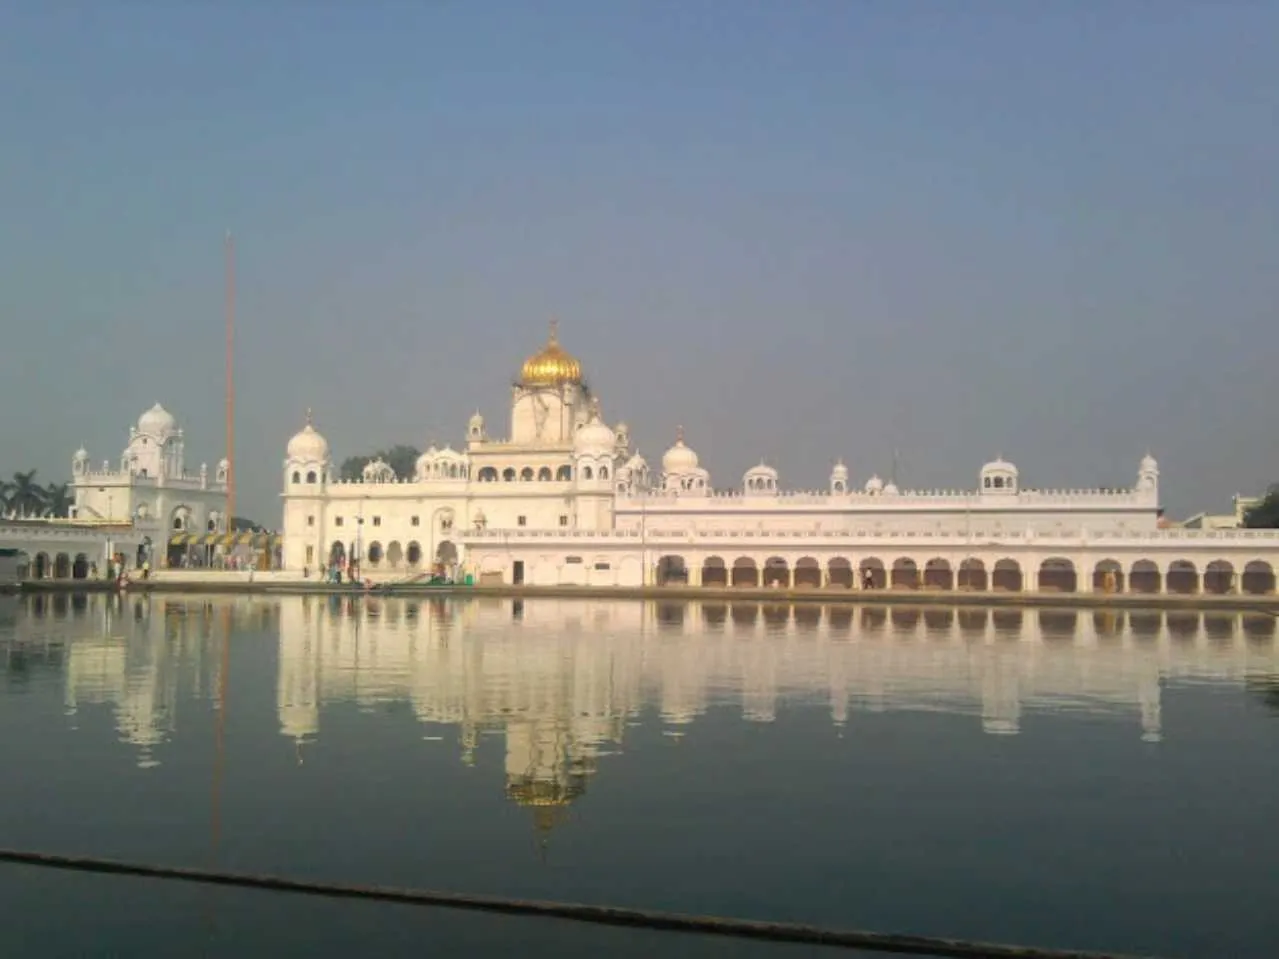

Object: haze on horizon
[1,2,1275,524]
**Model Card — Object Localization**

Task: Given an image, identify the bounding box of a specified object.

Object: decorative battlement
[462,526,1279,546]
[617,487,1148,508]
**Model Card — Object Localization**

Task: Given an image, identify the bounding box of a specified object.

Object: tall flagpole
[225,232,236,530]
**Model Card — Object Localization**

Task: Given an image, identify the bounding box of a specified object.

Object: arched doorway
[1037,558,1077,593]
[793,557,821,589]
[992,559,1022,592]
[923,558,953,590]
[762,557,789,588]
[1130,559,1160,594]
[958,558,987,591]
[33,553,49,579]
[859,557,886,589]
[436,540,459,565]
[890,558,918,589]
[731,557,758,588]
[701,556,727,587]
[1202,560,1234,595]
[1242,561,1276,595]
[53,553,71,578]
[1165,560,1198,595]
[1093,559,1124,594]
[367,542,384,567]
[657,555,687,585]
[386,541,404,568]
[72,554,90,579]
[827,557,853,588]
[329,541,346,567]
[406,541,423,566]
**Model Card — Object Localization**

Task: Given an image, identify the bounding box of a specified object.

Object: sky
[1,1,1276,523]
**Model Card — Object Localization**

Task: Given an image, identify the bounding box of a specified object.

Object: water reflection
[4,595,1279,776]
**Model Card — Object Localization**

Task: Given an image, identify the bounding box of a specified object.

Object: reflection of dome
[662,426,699,473]
[505,777,587,807]
[520,320,583,387]
[137,403,177,436]
[287,409,330,462]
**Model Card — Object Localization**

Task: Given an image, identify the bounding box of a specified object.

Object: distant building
[1181,495,1261,531]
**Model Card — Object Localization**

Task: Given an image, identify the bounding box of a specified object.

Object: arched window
[556,465,572,481]
[994,476,1005,489]
[306,470,317,484]
[520,467,534,481]
[291,471,301,484]
[502,468,516,482]
[538,467,552,481]
[600,466,609,480]
[583,466,593,480]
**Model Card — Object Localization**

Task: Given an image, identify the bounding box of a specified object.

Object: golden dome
[520,319,583,387]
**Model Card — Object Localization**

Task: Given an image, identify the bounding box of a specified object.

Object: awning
[168,532,281,549]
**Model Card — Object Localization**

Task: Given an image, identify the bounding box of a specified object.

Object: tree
[1242,485,1279,529]
[339,444,421,482]
[231,516,265,532]
[6,470,45,517]
[42,482,73,518]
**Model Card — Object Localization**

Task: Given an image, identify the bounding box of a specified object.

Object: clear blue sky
[2,1,1276,522]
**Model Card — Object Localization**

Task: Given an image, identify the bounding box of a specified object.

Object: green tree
[6,470,45,517]
[42,482,73,518]
[1242,485,1279,529]
[339,444,421,482]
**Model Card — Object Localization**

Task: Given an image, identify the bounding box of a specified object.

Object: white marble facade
[282,324,1279,594]
[72,403,229,537]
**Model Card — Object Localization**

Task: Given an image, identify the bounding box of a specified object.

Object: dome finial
[676,424,685,443]
[548,317,559,344]
[305,407,313,427]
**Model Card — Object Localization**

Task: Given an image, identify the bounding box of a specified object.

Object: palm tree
[43,482,73,518]
[7,470,45,517]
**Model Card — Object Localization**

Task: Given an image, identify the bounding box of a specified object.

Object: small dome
[520,319,583,387]
[287,409,330,462]
[831,458,848,479]
[137,403,177,436]
[574,401,615,456]
[662,426,699,474]
[865,474,884,493]
[744,462,778,493]
[1140,452,1158,472]
[74,447,89,461]
[983,455,1018,476]
[882,481,900,495]
[625,452,648,472]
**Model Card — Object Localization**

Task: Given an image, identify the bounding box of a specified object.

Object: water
[1,593,1277,958]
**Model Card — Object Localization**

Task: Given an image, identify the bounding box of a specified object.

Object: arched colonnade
[652,554,1278,596]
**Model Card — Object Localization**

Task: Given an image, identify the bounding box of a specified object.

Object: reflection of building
[280,323,1279,590]
[8,594,1277,782]
[274,596,1279,820]
[10,593,229,767]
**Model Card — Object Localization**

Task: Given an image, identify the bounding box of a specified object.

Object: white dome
[625,452,648,472]
[662,427,699,474]
[882,481,899,495]
[744,462,778,493]
[983,455,1018,476]
[865,474,884,493]
[74,447,88,461]
[1140,452,1158,472]
[831,458,848,479]
[137,403,177,436]
[574,414,616,457]
[287,410,329,462]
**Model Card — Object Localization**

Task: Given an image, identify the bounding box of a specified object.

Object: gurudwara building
[281,323,1279,596]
